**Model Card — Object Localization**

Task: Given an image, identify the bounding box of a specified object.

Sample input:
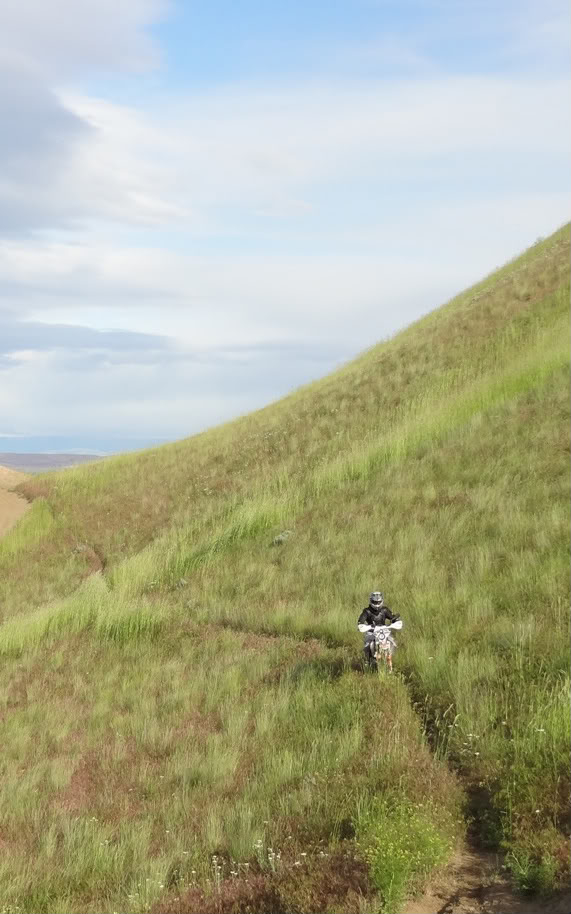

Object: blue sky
[92,0,570,94]
[0,0,569,454]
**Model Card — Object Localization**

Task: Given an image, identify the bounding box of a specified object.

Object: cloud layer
[0,0,569,449]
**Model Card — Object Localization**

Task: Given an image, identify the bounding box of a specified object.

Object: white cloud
[57,94,189,227]
[0,240,479,347]
[51,73,569,234]
[0,1,168,236]
[0,0,168,77]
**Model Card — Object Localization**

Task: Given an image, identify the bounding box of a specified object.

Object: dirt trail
[0,465,29,538]
[402,848,571,914]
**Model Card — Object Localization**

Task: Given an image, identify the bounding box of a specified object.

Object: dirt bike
[372,620,402,673]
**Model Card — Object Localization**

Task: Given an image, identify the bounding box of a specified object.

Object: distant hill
[0,452,103,473]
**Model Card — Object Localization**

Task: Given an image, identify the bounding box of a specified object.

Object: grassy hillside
[0,225,569,913]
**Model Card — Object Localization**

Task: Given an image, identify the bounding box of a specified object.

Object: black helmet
[369,591,384,608]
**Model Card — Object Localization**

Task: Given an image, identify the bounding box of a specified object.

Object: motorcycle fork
[375,646,392,673]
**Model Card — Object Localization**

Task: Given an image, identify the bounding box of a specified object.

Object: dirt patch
[0,465,30,538]
[0,465,28,488]
[403,849,571,914]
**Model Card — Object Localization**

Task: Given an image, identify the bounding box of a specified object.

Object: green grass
[358,796,456,913]
[0,223,569,913]
[0,632,458,913]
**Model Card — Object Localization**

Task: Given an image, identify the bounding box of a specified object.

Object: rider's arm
[385,606,399,623]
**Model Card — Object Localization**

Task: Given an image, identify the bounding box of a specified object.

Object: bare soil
[403,848,571,914]
[0,465,29,538]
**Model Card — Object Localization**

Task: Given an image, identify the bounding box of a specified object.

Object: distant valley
[0,452,103,473]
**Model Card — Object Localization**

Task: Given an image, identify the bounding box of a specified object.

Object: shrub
[507,847,559,896]
[359,798,453,913]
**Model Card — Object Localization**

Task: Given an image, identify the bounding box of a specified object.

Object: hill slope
[0,225,569,914]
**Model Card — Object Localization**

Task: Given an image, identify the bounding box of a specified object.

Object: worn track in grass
[403,849,571,914]
[0,466,29,539]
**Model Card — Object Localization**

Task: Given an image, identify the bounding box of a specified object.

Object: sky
[0,0,569,455]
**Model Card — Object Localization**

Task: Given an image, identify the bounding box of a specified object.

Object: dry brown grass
[152,849,372,914]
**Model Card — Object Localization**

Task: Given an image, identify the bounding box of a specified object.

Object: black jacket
[358,605,398,628]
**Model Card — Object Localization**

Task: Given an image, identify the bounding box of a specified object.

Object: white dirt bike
[373,620,403,673]
[359,619,403,673]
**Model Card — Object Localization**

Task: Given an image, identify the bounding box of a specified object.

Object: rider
[357,591,400,670]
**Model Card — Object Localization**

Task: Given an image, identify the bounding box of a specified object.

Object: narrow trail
[165,619,570,913]
[0,465,29,539]
[402,848,571,914]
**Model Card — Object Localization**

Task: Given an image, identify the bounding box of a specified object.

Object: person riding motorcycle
[357,591,400,670]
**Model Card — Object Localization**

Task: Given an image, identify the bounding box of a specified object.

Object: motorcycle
[359,619,403,673]
[373,620,403,673]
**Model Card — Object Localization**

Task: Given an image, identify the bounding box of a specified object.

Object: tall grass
[0,631,459,913]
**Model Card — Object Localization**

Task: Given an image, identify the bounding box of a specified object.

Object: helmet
[369,591,384,607]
